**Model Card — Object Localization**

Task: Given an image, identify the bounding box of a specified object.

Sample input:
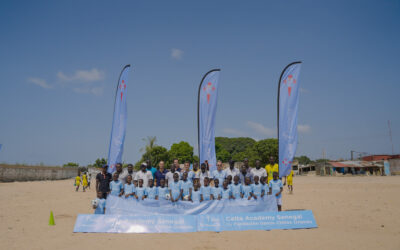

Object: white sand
[1,176,400,250]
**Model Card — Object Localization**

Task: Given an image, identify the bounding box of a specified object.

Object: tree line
[79,136,316,170]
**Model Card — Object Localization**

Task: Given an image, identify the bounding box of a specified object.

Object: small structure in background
[314,154,400,176]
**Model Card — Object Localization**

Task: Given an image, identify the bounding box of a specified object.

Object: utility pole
[388,120,394,155]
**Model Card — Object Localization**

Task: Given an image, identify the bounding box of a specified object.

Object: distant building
[362,154,400,161]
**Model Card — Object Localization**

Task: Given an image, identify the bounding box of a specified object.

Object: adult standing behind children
[134,163,153,187]
[225,160,240,178]
[96,165,112,199]
[173,158,182,173]
[154,161,168,186]
[115,163,126,185]
[239,165,254,184]
[146,160,157,178]
[122,164,135,183]
[251,160,267,180]
[165,164,180,187]
[212,160,226,185]
[197,163,211,186]
[265,156,279,184]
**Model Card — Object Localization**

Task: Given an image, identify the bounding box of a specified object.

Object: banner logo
[283,74,297,96]
[203,82,216,104]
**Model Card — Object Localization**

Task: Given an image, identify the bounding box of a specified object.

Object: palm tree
[140,136,157,154]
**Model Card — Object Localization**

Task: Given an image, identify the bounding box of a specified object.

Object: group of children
[93,170,285,214]
[75,172,91,192]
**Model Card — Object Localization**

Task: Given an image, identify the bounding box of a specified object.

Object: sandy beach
[1,175,400,250]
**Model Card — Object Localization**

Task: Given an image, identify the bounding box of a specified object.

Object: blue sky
[0,0,399,165]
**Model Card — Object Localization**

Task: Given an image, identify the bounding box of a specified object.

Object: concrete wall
[389,159,400,175]
[0,165,79,182]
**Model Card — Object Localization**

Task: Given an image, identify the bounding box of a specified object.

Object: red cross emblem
[119,80,126,101]
[203,82,216,104]
[283,74,297,96]
[282,158,292,167]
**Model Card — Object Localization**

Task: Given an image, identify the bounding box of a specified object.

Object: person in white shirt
[165,164,180,187]
[251,160,267,180]
[134,163,153,187]
[225,160,240,178]
[212,160,226,185]
[197,163,211,186]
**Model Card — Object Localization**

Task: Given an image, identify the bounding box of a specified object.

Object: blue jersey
[135,186,146,200]
[188,171,196,182]
[94,198,106,214]
[124,183,135,197]
[169,181,182,200]
[242,185,253,198]
[181,180,193,196]
[269,179,283,198]
[230,183,242,199]
[251,183,263,197]
[191,189,201,202]
[145,186,158,199]
[212,170,226,185]
[157,186,169,200]
[262,183,269,195]
[211,186,222,199]
[109,180,123,196]
[200,186,212,201]
[221,187,231,199]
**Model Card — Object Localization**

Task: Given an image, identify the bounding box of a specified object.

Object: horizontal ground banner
[73,210,317,233]
[106,195,278,215]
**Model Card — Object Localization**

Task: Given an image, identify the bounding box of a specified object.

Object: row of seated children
[93,171,283,214]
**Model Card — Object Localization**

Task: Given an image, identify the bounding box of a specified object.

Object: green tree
[252,138,278,165]
[63,162,79,167]
[215,143,231,162]
[91,158,107,168]
[193,155,199,163]
[140,136,157,153]
[168,141,194,163]
[295,155,311,165]
[215,137,256,156]
[142,145,169,166]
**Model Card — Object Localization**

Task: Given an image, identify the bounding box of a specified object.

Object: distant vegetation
[89,136,317,170]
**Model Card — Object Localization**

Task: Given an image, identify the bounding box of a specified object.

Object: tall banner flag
[107,65,131,173]
[198,69,221,173]
[278,62,302,178]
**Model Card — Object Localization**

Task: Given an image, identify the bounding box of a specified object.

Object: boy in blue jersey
[169,173,183,202]
[221,180,232,200]
[200,177,212,201]
[181,172,193,201]
[242,177,253,200]
[145,179,158,200]
[251,175,264,200]
[269,172,283,211]
[93,191,106,214]
[157,178,168,200]
[226,175,233,185]
[260,176,267,195]
[230,175,242,199]
[211,178,222,200]
[109,172,124,197]
[135,179,146,200]
[190,179,201,203]
[124,175,135,199]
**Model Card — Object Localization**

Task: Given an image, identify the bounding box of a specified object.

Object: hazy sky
[0,0,399,165]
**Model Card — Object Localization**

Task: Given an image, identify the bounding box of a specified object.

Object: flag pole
[277,61,301,176]
[197,69,221,160]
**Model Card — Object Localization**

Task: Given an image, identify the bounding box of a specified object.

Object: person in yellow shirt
[286,169,294,194]
[265,156,279,184]
[82,172,88,192]
[75,174,81,192]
